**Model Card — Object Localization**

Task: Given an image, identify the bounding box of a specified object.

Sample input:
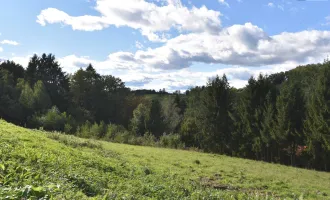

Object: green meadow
[0,120,329,200]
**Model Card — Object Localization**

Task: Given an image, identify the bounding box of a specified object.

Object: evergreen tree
[275,82,305,166]
[0,60,25,83]
[304,64,330,170]
[0,69,23,123]
[25,54,69,111]
[148,99,165,137]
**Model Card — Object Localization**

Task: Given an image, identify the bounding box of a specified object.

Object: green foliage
[160,133,185,149]
[130,103,151,136]
[161,96,183,133]
[36,106,67,131]
[33,80,51,112]
[25,54,70,111]
[77,120,92,138]
[47,132,103,149]
[0,70,23,123]
[0,60,25,82]
[181,75,232,153]
[19,83,35,110]
[104,124,127,141]
[30,106,75,132]
[304,64,330,170]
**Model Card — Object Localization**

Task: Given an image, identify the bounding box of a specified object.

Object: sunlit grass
[0,120,329,199]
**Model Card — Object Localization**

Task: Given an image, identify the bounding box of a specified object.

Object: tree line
[1,53,330,171]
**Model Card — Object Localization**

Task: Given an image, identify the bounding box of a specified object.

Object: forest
[1,53,330,171]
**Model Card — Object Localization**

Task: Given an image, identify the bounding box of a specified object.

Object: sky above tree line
[0,0,330,91]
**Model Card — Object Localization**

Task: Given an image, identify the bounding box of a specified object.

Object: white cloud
[37,0,222,42]
[267,2,284,11]
[267,3,274,7]
[218,0,230,7]
[97,23,330,71]
[10,55,31,67]
[1,40,19,46]
[167,0,182,7]
[34,23,329,78]
[135,41,144,49]
[0,47,3,52]
[277,5,284,11]
[323,16,330,26]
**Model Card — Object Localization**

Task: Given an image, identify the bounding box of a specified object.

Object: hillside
[0,120,330,199]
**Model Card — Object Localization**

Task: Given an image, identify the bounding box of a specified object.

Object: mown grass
[0,120,330,199]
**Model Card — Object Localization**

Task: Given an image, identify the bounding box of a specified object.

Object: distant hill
[0,120,329,199]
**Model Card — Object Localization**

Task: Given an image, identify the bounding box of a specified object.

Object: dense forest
[1,53,330,171]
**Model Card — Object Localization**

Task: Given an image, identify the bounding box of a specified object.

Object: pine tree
[275,82,305,166]
[148,99,165,137]
[304,64,330,170]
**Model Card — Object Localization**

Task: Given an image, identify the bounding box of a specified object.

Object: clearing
[0,120,329,199]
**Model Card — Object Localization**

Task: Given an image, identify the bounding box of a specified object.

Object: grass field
[0,120,330,199]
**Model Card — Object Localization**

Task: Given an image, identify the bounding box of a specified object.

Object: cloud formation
[37,0,222,42]
[96,23,330,70]
[323,16,330,26]
[1,40,19,46]
[267,2,284,11]
[267,3,274,7]
[218,0,230,8]
[28,1,330,90]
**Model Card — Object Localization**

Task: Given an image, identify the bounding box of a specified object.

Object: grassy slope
[0,120,330,200]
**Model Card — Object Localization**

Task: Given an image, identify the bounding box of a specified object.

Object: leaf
[32,186,44,192]
[0,163,5,171]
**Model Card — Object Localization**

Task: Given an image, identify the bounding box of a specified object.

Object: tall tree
[304,64,330,170]
[25,54,69,111]
[33,80,52,112]
[0,69,22,123]
[0,60,25,83]
[148,99,165,137]
[130,103,150,136]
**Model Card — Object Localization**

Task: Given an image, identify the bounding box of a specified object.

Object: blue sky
[0,0,330,91]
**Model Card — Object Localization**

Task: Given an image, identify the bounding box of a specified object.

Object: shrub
[77,120,92,138]
[142,132,156,146]
[160,133,185,149]
[33,106,66,131]
[128,136,144,146]
[104,124,127,141]
[64,123,73,134]
[89,122,100,138]
[113,131,132,144]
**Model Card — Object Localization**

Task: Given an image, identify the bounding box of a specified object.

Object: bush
[77,120,92,138]
[128,136,144,146]
[113,131,132,144]
[142,132,156,146]
[33,106,67,131]
[89,122,100,138]
[160,133,185,149]
[64,123,73,134]
[104,124,127,141]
